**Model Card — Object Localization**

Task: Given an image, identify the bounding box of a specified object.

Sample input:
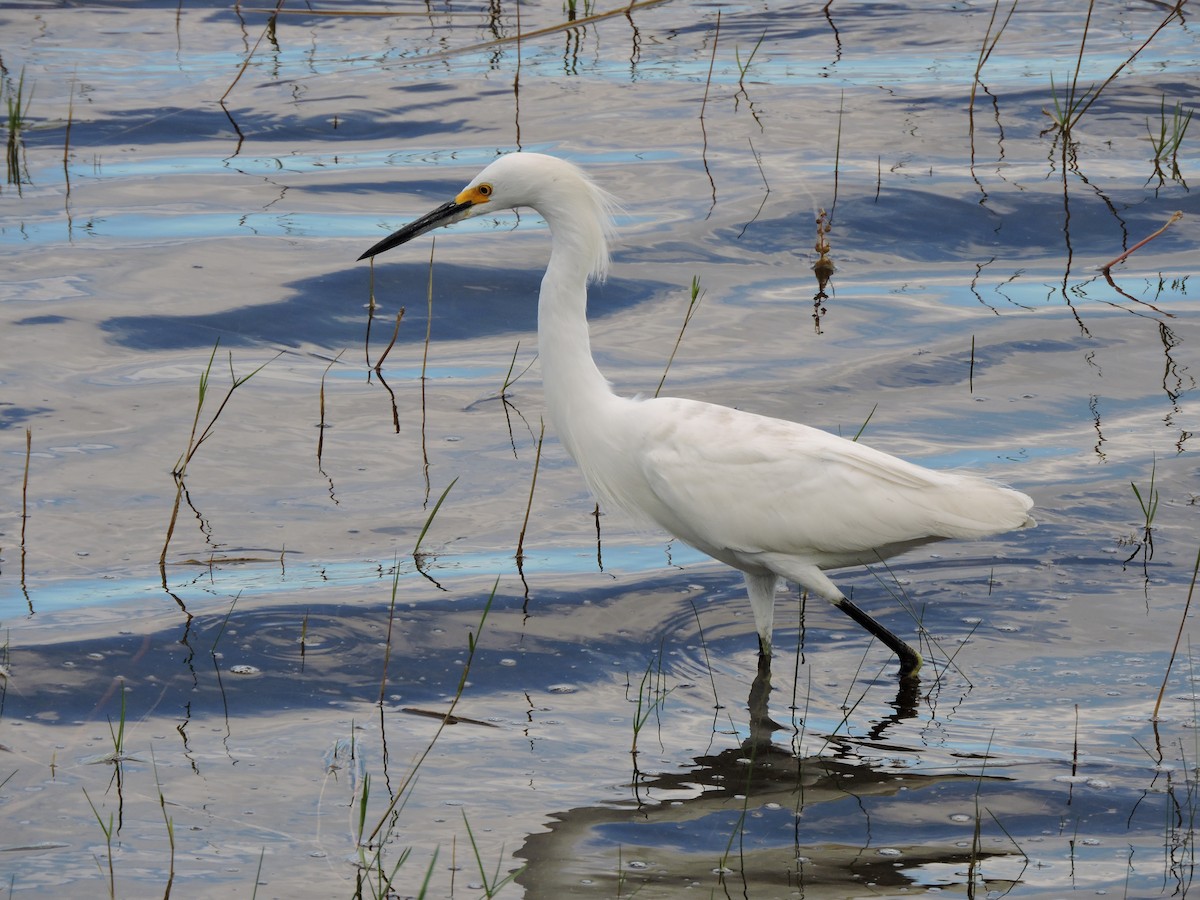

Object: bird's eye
[477,184,492,197]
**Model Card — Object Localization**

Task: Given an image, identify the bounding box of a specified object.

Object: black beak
[358,198,473,261]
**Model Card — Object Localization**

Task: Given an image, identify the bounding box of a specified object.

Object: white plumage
[360,152,1035,679]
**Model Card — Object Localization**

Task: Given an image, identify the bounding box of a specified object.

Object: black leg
[833,596,922,679]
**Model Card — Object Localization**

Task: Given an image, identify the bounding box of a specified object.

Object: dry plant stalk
[515,420,546,565]
[21,426,30,550]
[159,345,275,570]
[419,239,437,499]
[362,258,377,366]
[63,74,74,178]
[1100,210,1183,273]
[220,0,286,103]
[20,427,31,604]
[1153,545,1200,721]
[317,350,345,465]
[698,9,721,205]
[373,0,668,68]
[655,276,704,398]
[373,308,405,372]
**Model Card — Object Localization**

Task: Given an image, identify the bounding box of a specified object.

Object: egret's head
[358,152,617,280]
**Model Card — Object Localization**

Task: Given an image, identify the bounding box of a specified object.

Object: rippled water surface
[3,1,1200,897]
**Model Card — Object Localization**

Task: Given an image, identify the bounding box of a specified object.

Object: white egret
[359,152,1035,679]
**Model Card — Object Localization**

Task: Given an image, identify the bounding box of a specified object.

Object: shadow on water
[22,104,470,155]
[98,268,658,350]
[835,188,1200,262]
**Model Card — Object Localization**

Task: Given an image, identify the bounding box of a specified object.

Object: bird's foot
[898,649,923,681]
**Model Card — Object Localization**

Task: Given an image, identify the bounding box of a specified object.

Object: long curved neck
[536,217,617,464]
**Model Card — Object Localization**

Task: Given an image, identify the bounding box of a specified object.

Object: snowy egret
[359,152,1035,679]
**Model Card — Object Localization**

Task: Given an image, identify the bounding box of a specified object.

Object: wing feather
[604,397,1032,567]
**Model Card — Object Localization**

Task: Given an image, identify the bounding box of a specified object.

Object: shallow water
[2,1,1200,897]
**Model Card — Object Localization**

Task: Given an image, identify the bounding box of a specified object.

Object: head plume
[465,152,620,283]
